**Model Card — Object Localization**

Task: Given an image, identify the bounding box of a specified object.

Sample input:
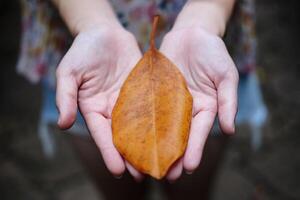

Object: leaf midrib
[149,50,159,176]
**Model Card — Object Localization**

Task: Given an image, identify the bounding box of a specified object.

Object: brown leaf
[112,16,193,179]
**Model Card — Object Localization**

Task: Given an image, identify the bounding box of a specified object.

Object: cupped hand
[160,27,239,181]
[56,26,144,180]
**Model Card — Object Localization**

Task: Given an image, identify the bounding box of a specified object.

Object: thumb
[56,68,78,130]
[216,69,239,134]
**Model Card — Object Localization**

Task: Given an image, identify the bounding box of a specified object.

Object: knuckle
[56,64,67,77]
[224,64,239,84]
[56,63,76,78]
[232,68,239,83]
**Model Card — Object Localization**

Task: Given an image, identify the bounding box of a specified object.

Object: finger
[125,161,144,182]
[166,158,183,182]
[56,68,78,130]
[183,111,216,173]
[84,112,125,177]
[216,69,239,134]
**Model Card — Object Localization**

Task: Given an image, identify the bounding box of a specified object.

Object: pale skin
[53,0,238,181]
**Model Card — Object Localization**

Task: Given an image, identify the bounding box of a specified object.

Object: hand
[160,27,239,181]
[56,27,144,180]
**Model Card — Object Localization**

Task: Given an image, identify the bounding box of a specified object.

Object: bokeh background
[0,0,299,199]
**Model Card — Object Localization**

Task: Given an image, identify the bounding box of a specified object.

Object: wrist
[54,0,123,36]
[74,24,135,49]
[73,18,122,36]
[172,1,230,37]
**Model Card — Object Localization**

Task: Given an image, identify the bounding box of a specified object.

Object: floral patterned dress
[17,0,267,156]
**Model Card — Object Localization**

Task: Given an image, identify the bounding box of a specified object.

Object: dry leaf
[112,16,193,179]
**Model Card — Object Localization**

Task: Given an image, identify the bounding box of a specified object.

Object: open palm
[160,28,239,181]
[56,27,143,179]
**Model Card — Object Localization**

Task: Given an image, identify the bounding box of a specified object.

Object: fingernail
[230,122,235,134]
[114,174,123,179]
[185,170,194,175]
[57,116,61,125]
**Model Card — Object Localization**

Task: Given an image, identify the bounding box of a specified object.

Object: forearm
[52,0,122,36]
[173,0,236,37]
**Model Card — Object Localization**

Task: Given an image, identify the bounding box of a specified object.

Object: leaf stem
[150,15,159,50]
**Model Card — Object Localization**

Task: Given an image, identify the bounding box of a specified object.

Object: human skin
[53,0,144,181]
[53,0,238,181]
[159,0,238,181]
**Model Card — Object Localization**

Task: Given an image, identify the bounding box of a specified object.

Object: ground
[0,1,299,200]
